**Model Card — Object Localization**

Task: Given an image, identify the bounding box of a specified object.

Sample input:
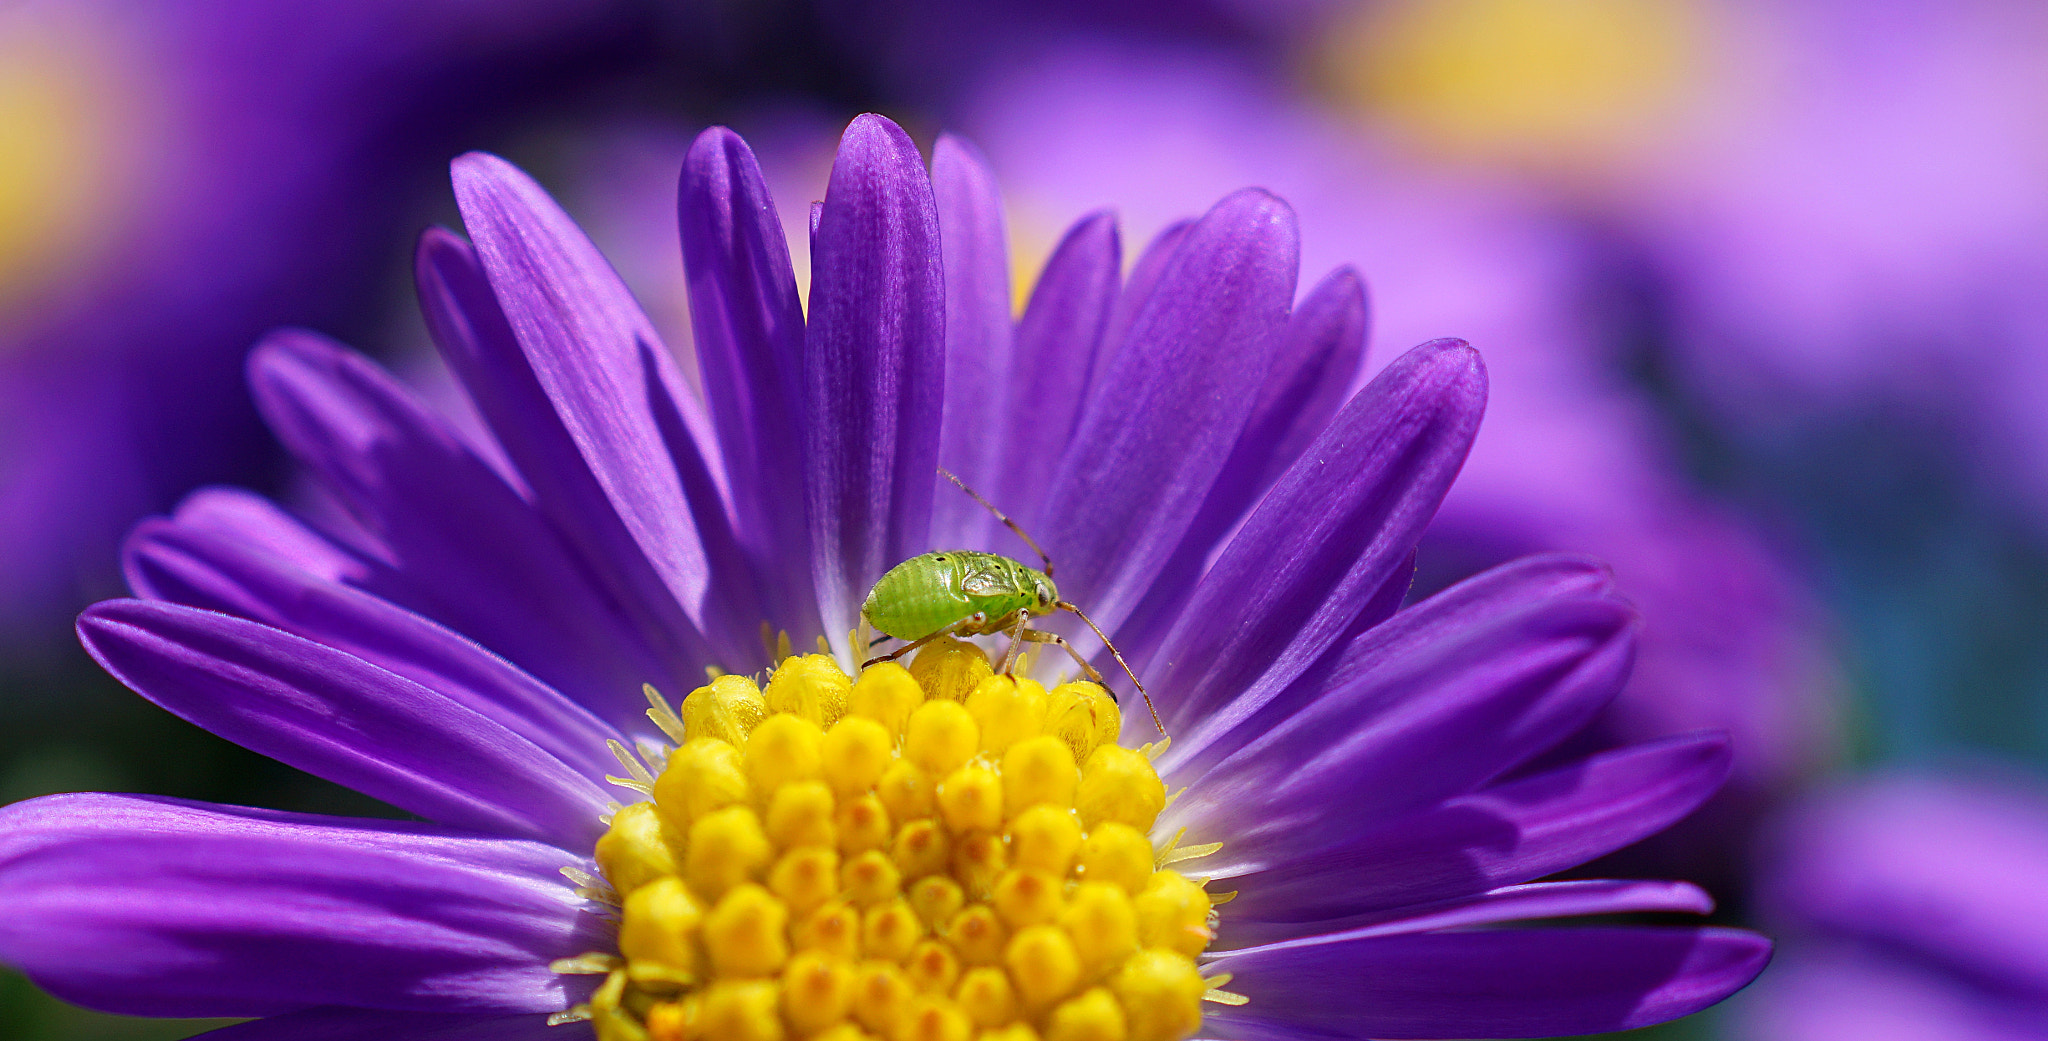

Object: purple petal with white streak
[122,519,627,784]
[245,328,676,731]
[1218,878,1714,950]
[1147,339,1485,764]
[1163,568,1634,874]
[805,114,945,649]
[450,154,760,669]
[931,133,1015,548]
[678,126,818,640]
[1042,190,1297,630]
[0,794,608,1018]
[1206,925,1771,1039]
[999,210,1120,527]
[1224,731,1732,922]
[78,600,612,847]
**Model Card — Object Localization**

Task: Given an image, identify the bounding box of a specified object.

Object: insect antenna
[940,467,1054,577]
[1057,600,1164,735]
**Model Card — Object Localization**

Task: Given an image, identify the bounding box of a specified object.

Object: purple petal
[999,210,1121,527]
[78,600,612,847]
[1147,339,1486,764]
[1095,217,1193,394]
[931,133,1016,548]
[1224,732,1733,922]
[1206,925,1771,1039]
[161,487,373,586]
[1218,878,1715,950]
[678,127,819,641]
[123,519,628,784]
[1042,190,1298,630]
[0,794,608,1018]
[1161,561,1635,875]
[805,114,945,649]
[244,328,677,731]
[194,1009,579,1041]
[448,156,761,669]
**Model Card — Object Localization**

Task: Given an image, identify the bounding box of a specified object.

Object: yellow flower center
[565,639,1220,1041]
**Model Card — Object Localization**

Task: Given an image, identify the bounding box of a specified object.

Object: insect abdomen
[862,553,978,641]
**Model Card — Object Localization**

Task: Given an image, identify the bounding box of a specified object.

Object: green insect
[861,470,1162,733]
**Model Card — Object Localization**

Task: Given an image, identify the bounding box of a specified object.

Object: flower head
[0,114,1767,1040]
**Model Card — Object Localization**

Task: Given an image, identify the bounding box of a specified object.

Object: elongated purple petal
[1219,878,1714,949]
[931,133,1016,548]
[164,487,374,585]
[123,519,628,784]
[0,794,608,1018]
[1000,210,1120,527]
[1148,339,1485,764]
[1094,217,1192,393]
[449,155,761,669]
[1162,568,1635,874]
[1225,732,1732,922]
[806,114,945,649]
[1206,926,1771,1039]
[194,1008,575,1041]
[245,328,678,731]
[78,600,612,847]
[679,126,818,641]
[1042,190,1297,630]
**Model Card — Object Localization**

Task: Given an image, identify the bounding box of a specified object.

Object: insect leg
[996,613,1032,675]
[860,618,976,671]
[1011,627,1110,688]
[1054,601,1164,735]
[940,467,1056,578]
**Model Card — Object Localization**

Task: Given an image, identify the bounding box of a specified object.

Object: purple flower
[1732,769,2048,1039]
[0,115,1767,1039]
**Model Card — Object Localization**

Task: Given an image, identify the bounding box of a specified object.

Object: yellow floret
[904,701,979,776]
[1109,951,1205,1041]
[909,638,993,702]
[823,717,895,797]
[619,876,704,981]
[598,801,684,896]
[705,883,790,977]
[1000,736,1077,812]
[688,806,773,900]
[1076,748,1164,831]
[1045,988,1126,1041]
[1076,824,1155,894]
[767,654,852,725]
[849,662,925,736]
[937,764,1003,833]
[1131,873,1213,958]
[965,676,1049,754]
[684,674,769,745]
[1007,805,1083,876]
[656,739,751,827]
[748,714,827,794]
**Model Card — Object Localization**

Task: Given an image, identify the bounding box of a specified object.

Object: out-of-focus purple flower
[0,115,1767,1038]
[1733,770,2048,1039]
[953,44,1840,888]
[0,0,638,653]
